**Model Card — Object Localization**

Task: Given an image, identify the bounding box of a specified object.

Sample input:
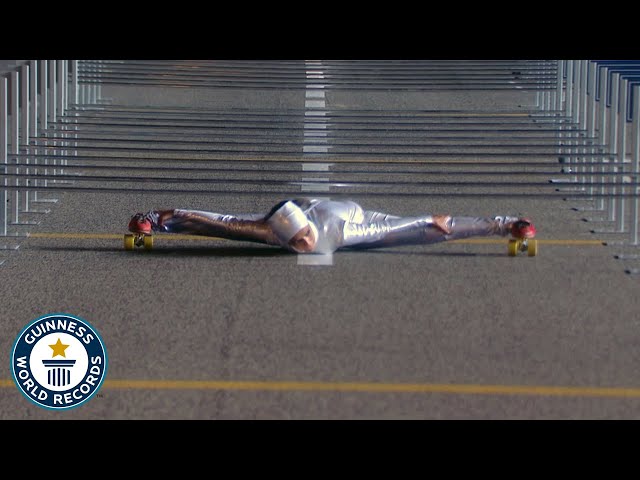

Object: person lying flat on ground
[128,197,536,254]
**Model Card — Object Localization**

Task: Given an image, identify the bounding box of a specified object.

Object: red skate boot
[128,212,156,234]
[125,212,158,251]
[510,218,536,239]
[508,218,538,257]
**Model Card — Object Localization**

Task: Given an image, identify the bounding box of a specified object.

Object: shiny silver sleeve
[160,209,278,245]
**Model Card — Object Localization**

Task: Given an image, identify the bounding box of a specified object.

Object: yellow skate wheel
[143,235,154,251]
[124,234,135,251]
[527,239,538,257]
[508,239,519,256]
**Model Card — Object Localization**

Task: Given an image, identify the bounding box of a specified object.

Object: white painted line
[297,253,334,266]
[303,145,329,153]
[302,163,332,171]
[301,176,330,183]
[301,177,331,192]
[303,136,328,143]
[304,131,328,137]
[305,100,326,108]
[305,90,326,99]
[304,123,327,130]
[299,61,332,267]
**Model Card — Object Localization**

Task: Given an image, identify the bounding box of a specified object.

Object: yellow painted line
[29,232,606,247]
[1,378,639,398]
[451,238,605,246]
[30,233,121,239]
[29,233,214,241]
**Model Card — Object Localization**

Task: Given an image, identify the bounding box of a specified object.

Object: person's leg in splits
[341,208,535,250]
[127,208,280,246]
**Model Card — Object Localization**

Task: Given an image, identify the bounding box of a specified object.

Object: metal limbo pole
[70,60,78,165]
[577,60,589,188]
[63,60,68,114]
[10,70,20,224]
[96,59,102,103]
[79,60,86,106]
[608,72,621,222]
[0,72,18,257]
[555,60,564,112]
[566,60,574,119]
[596,65,608,211]
[556,61,578,189]
[49,59,57,179]
[1,76,7,237]
[57,60,67,178]
[33,59,58,204]
[71,60,78,108]
[570,60,581,184]
[89,60,96,105]
[29,60,38,202]
[584,61,597,197]
[545,63,552,111]
[615,77,628,232]
[24,61,48,214]
[39,59,48,192]
[20,63,29,213]
[10,68,36,226]
[631,83,640,246]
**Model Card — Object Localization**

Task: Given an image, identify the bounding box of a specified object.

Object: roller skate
[507,218,538,257]
[124,212,157,251]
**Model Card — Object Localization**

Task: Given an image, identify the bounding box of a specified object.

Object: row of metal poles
[5,60,576,184]
[9,60,587,200]
[0,60,103,253]
[78,60,558,90]
[544,60,640,249]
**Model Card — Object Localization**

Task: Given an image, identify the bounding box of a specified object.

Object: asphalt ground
[1,61,639,419]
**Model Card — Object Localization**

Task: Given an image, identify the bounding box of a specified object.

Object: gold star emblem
[49,338,70,358]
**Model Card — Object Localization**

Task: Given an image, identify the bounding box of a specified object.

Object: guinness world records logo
[11,313,108,410]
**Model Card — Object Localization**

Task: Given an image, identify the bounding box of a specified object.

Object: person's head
[266,200,316,253]
[287,224,316,253]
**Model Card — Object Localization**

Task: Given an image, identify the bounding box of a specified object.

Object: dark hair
[264,200,290,220]
[264,198,306,220]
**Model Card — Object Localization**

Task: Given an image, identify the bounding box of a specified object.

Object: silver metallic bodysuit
[156,197,517,254]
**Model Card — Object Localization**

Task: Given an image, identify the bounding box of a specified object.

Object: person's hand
[433,215,452,235]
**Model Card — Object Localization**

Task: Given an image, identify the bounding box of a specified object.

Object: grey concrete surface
[1,60,639,419]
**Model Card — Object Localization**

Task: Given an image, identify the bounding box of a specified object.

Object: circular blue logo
[11,313,108,410]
